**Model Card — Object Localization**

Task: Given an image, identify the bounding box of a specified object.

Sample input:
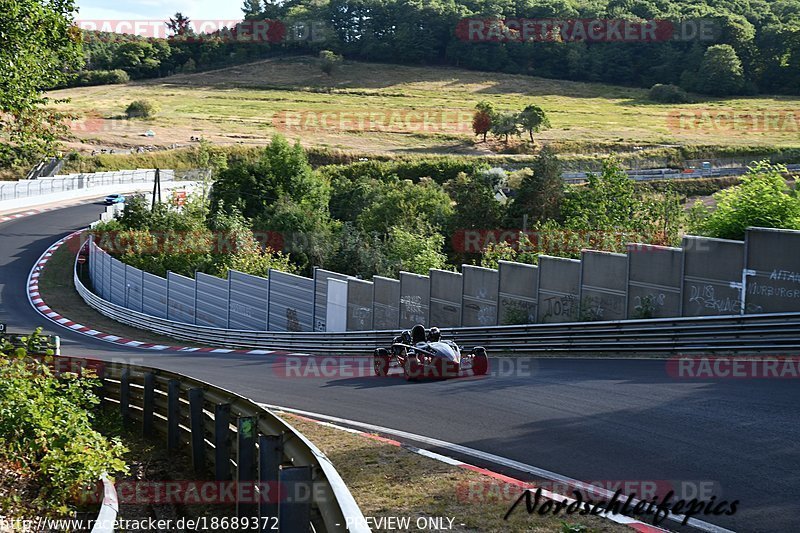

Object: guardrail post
[259,435,282,526]
[142,372,155,437]
[167,380,181,451]
[278,466,313,533]
[215,404,232,481]
[236,417,258,518]
[188,389,206,474]
[119,369,130,424]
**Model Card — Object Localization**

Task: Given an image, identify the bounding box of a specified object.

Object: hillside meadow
[49,56,800,158]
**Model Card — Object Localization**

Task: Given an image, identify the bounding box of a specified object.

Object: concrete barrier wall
[627,245,683,319]
[125,264,144,313]
[90,243,100,297]
[580,251,627,321]
[429,269,463,327]
[92,245,106,299]
[462,265,499,326]
[142,271,167,318]
[167,272,196,325]
[269,270,314,332]
[682,236,745,317]
[326,279,348,332]
[537,256,581,323]
[195,272,230,328]
[347,279,374,331]
[109,258,127,307]
[88,220,800,332]
[228,270,270,331]
[373,276,400,330]
[89,238,97,292]
[498,261,538,325]
[745,227,800,314]
[314,269,351,332]
[399,272,430,328]
[102,251,112,301]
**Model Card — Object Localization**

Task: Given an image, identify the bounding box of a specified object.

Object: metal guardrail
[56,354,368,533]
[91,475,118,533]
[0,170,175,202]
[563,163,800,184]
[74,252,800,355]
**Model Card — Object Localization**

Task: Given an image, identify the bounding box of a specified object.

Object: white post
[740,269,756,315]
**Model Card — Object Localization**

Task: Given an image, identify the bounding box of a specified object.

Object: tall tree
[166,12,192,36]
[491,112,521,143]
[0,0,83,167]
[507,147,564,225]
[693,44,745,96]
[472,111,492,142]
[518,104,550,142]
[242,0,263,19]
[472,100,496,142]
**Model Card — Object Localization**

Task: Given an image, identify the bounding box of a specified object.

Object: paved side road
[2,203,798,532]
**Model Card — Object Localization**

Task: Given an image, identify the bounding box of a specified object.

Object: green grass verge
[280,412,631,533]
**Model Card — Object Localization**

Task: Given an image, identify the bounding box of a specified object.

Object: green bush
[76,69,129,87]
[689,161,800,239]
[647,83,690,103]
[0,330,127,514]
[319,50,343,76]
[94,193,296,279]
[125,99,158,119]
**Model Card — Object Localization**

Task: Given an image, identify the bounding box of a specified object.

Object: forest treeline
[71,0,800,95]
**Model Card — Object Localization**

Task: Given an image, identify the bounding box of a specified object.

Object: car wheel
[472,347,489,376]
[374,349,390,377]
[404,354,422,381]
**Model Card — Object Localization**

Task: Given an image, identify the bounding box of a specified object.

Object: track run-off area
[1,202,797,533]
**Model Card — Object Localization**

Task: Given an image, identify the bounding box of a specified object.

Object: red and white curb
[27,231,299,357]
[0,199,107,224]
[266,405,733,533]
[0,206,61,224]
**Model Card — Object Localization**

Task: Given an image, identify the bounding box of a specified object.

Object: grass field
[280,412,631,533]
[49,56,800,158]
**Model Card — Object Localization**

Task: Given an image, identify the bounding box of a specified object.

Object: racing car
[373,324,489,380]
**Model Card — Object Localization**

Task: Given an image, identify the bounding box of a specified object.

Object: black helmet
[428,327,441,342]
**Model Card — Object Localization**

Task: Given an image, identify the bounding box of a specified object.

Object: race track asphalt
[1,203,798,532]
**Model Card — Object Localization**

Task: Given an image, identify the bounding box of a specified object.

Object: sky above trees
[76,0,241,21]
